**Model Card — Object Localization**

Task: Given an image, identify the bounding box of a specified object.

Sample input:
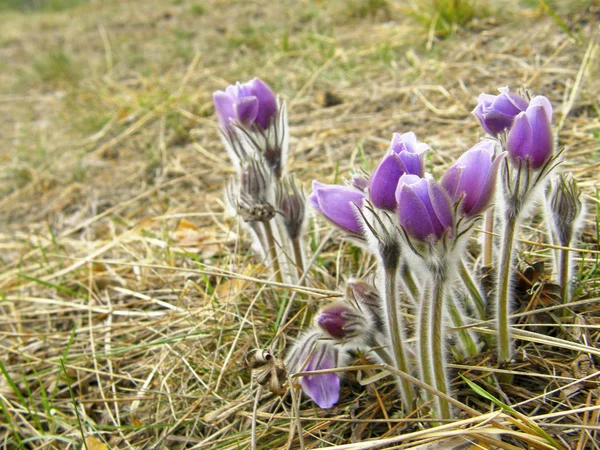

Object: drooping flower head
[506,95,554,170]
[441,140,505,217]
[369,132,429,210]
[473,86,529,137]
[395,174,453,242]
[316,301,368,341]
[285,331,341,409]
[310,181,365,234]
[213,77,277,130]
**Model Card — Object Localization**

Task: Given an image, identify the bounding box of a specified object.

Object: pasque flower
[473,86,528,137]
[310,181,365,234]
[395,175,453,242]
[369,132,428,210]
[441,141,505,217]
[213,77,277,130]
[506,95,554,170]
[316,302,368,341]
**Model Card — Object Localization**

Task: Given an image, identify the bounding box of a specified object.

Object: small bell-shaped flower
[369,132,428,210]
[473,86,529,137]
[395,174,454,242]
[316,301,368,341]
[310,181,365,234]
[506,95,554,170]
[441,141,505,217]
[213,77,277,130]
[285,330,342,409]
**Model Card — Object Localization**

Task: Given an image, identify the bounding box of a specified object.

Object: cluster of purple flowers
[213,80,583,424]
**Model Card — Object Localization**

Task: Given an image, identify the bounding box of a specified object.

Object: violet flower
[506,95,554,170]
[395,175,453,242]
[369,132,428,210]
[316,302,367,341]
[300,344,340,409]
[310,181,365,234]
[441,141,505,217]
[473,86,528,137]
[213,77,277,130]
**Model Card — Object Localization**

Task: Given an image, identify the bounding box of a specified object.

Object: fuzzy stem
[446,294,478,357]
[497,215,517,364]
[484,207,495,267]
[431,275,452,421]
[458,260,486,320]
[401,265,420,304]
[291,237,305,284]
[383,267,414,413]
[559,247,571,304]
[263,219,283,284]
[418,283,435,411]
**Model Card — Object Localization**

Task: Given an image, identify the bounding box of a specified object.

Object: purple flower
[300,343,340,409]
[473,87,529,137]
[316,302,367,340]
[369,132,428,210]
[506,96,554,170]
[441,141,505,217]
[395,175,453,242]
[310,181,365,233]
[213,78,277,130]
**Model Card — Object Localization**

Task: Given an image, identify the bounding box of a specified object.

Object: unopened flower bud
[346,280,383,332]
[234,158,275,222]
[548,173,584,246]
[310,181,365,234]
[316,301,367,341]
[473,86,528,137]
[276,176,306,240]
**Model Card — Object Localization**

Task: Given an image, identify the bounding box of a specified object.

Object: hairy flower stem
[484,207,495,267]
[401,265,420,303]
[446,295,478,357]
[458,260,486,320]
[559,248,571,304]
[263,220,283,284]
[431,274,452,421]
[291,237,305,284]
[497,215,517,365]
[418,283,435,413]
[383,267,414,413]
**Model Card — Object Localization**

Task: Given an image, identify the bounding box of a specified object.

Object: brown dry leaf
[172,219,220,257]
[214,264,266,299]
[85,436,109,450]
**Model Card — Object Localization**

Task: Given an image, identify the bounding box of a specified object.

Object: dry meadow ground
[1,0,600,448]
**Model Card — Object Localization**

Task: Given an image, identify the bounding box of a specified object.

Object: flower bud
[369,132,428,210]
[233,158,275,222]
[310,181,365,234]
[316,301,367,341]
[276,176,306,240]
[472,86,528,137]
[441,141,505,217]
[213,78,277,130]
[547,173,584,246]
[395,174,453,242]
[506,96,554,170]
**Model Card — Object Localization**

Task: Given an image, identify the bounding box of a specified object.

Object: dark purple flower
[473,87,529,137]
[506,96,554,170]
[316,302,367,340]
[441,141,505,217]
[369,132,428,210]
[310,181,365,233]
[213,78,277,130]
[300,342,340,409]
[395,175,453,242]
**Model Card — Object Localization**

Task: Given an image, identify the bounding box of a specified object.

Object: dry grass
[1,0,600,448]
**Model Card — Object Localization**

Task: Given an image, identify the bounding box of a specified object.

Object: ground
[1,0,600,448]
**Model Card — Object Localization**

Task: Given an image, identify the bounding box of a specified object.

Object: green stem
[291,237,305,285]
[497,216,517,364]
[446,295,478,357]
[559,247,570,304]
[431,276,452,421]
[418,283,435,411]
[458,260,486,320]
[401,265,420,304]
[263,220,283,284]
[383,267,414,413]
[484,207,495,267]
